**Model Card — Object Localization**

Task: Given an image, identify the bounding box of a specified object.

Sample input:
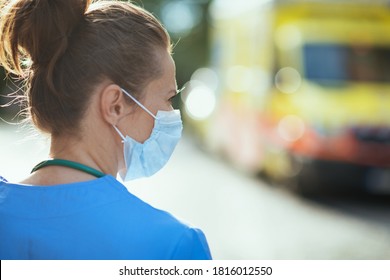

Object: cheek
[130,113,155,143]
[144,95,172,114]
[141,118,155,141]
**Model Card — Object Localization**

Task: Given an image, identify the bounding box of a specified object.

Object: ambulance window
[303,44,390,84]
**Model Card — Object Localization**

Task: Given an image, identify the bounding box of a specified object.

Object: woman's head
[0,0,171,137]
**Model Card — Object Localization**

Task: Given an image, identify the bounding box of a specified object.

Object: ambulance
[182,0,390,193]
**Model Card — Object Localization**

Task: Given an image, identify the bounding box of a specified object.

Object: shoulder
[104,178,212,259]
[170,226,212,260]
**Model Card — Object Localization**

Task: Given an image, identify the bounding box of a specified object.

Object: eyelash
[168,87,185,103]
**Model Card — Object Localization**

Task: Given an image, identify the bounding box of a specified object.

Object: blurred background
[2,0,390,259]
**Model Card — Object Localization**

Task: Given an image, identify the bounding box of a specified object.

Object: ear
[99,84,130,125]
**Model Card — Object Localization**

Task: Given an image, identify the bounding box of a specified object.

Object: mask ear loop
[121,88,157,119]
[113,125,126,141]
[113,88,158,141]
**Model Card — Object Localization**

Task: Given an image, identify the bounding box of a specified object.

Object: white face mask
[113,88,183,181]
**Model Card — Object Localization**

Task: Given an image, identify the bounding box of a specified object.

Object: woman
[0,0,212,260]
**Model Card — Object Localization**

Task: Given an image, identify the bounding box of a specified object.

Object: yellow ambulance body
[183,0,390,193]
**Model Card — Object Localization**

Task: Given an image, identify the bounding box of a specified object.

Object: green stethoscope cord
[31,159,106,178]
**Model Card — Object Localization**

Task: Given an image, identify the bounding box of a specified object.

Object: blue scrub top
[0,175,212,260]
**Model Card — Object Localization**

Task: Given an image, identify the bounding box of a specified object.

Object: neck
[50,131,120,178]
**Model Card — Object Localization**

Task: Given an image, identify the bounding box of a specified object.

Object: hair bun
[0,0,91,74]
